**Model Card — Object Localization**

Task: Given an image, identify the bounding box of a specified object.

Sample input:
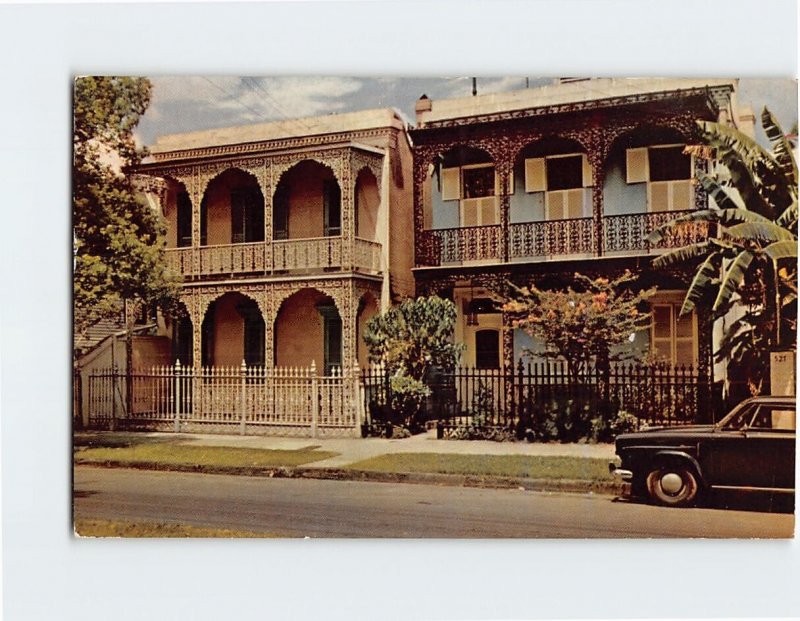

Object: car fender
[650,450,706,487]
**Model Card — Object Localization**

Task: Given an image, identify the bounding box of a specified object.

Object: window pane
[546,155,583,191]
[675,340,694,367]
[462,166,495,198]
[675,311,693,338]
[652,305,672,338]
[649,146,691,182]
[177,191,192,247]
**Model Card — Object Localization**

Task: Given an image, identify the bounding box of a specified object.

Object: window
[750,405,796,431]
[317,304,342,374]
[475,329,500,369]
[440,164,506,228]
[651,303,696,367]
[242,310,265,367]
[273,184,289,240]
[176,191,192,247]
[462,166,495,198]
[323,180,341,237]
[524,154,591,220]
[626,145,694,212]
[172,315,193,366]
[231,188,264,243]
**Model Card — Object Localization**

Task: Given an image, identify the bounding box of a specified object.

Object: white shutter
[461,198,479,226]
[670,179,693,211]
[525,158,546,192]
[582,154,593,187]
[441,167,461,201]
[626,147,649,183]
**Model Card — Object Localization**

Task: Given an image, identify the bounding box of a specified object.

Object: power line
[201,77,270,122]
[241,77,315,133]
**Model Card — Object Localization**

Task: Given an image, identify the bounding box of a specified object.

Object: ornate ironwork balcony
[420,225,503,265]
[603,210,710,253]
[165,237,382,278]
[508,217,595,259]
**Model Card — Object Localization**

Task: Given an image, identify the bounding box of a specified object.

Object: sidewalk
[77,429,616,468]
[75,430,621,495]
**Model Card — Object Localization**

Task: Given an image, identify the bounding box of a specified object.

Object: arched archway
[356,291,380,368]
[274,288,341,373]
[272,160,341,240]
[200,292,265,367]
[201,168,264,246]
[603,125,693,217]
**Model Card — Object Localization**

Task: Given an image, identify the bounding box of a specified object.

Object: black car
[610,396,796,507]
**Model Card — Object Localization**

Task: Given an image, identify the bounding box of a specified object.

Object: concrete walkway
[83,430,616,468]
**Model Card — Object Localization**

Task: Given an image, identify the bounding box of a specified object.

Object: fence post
[110,365,118,432]
[240,360,247,436]
[310,360,319,438]
[174,360,181,433]
[352,360,362,437]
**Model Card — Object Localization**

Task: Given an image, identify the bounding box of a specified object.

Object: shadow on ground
[614,491,794,514]
[73,432,182,450]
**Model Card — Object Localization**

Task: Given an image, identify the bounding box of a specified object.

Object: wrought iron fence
[362,360,713,439]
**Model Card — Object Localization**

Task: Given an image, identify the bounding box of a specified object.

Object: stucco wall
[356,294,379,368]
[131,336,171,370]
[275,288,329,369]
[355,169,380,241]
[212,294,245,366]
[283,160,333,239]
[388,131,416,300]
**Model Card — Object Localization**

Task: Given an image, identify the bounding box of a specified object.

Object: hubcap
[660,472,684,495]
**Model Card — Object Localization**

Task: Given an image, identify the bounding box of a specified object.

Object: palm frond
[713,250,754,311]
[680,255,718,316]
[724,221,795,243]
[763,239,798,261]
[762,107,798,192]
[697,173,747,211]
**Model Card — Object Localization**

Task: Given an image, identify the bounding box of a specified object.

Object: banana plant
[647,108,797,393]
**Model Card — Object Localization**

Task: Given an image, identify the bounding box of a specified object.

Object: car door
[700,403,758,488]
[746,404,796,490]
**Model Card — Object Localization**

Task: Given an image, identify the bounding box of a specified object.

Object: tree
[363,296,463,426]
[647,108,798,394]
[73,76,181,342]
[502,272,656,379]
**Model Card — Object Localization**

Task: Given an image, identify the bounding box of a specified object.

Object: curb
[74,460,622,496]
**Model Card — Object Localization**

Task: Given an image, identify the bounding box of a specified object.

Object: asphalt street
[74,466,794,538]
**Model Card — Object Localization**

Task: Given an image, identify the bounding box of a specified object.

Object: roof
[150,107,408,155]
[415,78,737,128]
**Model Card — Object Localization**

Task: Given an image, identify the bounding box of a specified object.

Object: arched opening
[200,168,264,246]
[161,178,192,248]
[274,288,341,373]
[272,160,341,240]
[200,292,264,367]
[511,136,591,224]
[169,303,193,366]
[604,125,692,217]
[356,292,380,368]
[355,168,380,241]
[424,146,496,230]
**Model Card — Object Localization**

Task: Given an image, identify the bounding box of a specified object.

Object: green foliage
[73,76,181,341]
[503,271,655,378]
[363,295,463,378]
[364,296,463,427]
[648,107,798,394]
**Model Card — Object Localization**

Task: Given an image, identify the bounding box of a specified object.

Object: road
[73,466,795,538]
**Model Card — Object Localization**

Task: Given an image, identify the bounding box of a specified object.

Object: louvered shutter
[461,198,479,227]
[525,158,546,192]
[479,197,498,224]
[670,179,693,211]
[546,191,565,220]
[565,189,585,218]
[582,154,593,187]
[626,147,649,183]
[441,167,461,201]
[649,181,670,212]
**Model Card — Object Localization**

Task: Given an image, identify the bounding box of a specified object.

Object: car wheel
[645,465,699,507]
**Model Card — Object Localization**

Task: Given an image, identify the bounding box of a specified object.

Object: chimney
[415,94,432,125]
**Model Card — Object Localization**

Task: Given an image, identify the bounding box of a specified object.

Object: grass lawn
[74,444,338,468]
[74,518,277,538]
[345,453,614,482]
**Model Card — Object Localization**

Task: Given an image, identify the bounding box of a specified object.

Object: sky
[135,76,798,149]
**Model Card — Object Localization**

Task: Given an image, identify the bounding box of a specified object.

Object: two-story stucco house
[134,108,414,375]
[409,78,752,387]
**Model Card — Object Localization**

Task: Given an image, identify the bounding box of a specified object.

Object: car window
[750,406,796,431]
[723,404,755,430]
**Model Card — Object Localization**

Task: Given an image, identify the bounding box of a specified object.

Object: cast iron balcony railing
[603,210,710,254]
[165,237,382,278]
[508,217,595,259]
[420,224,503,265]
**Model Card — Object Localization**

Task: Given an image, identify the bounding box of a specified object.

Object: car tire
[645,465,699,508]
